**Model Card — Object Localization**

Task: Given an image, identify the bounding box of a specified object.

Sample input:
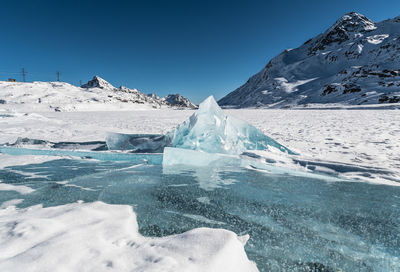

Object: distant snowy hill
[219,12,400,108]
[0,76,196,112]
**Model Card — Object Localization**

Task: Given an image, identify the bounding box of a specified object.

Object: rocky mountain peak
[164,94,197,109]
[333,12,376,32]
[81,76,115,89]
[309,12,376,54]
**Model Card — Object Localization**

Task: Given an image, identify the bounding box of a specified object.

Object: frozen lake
[1,156,399,271]
[1,105,400,271]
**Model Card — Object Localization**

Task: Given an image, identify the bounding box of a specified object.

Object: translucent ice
[163,147,338,182]
[106,132,171,153]
[163,147,240,167]
[0,146,163,165]
[167,96,294,155]
[104,96,293,158]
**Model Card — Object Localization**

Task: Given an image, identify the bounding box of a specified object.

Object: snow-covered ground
[228,108,400,185]
[0,81,169,112]
[0,79,197,112]
[1,107,399,184]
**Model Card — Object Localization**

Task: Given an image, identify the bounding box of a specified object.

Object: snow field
[1,107,398,185]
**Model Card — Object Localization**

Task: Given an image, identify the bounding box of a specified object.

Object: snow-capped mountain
[163,94,198,108]
[81,75,116,89]
[0,76,196,112]
[219,12,400,108]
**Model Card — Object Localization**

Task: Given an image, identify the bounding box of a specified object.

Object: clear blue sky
[1,0,399,103]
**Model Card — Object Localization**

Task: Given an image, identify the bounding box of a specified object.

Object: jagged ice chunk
[104,96,293,157]
[167,96,294,155]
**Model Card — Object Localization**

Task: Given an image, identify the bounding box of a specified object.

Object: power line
[21,68,27,82]
[0,69,84,84]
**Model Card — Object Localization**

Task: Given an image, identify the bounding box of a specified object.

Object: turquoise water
[0,156,399,271]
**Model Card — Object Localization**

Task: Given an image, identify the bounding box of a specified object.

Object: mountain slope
[219,12,400,108]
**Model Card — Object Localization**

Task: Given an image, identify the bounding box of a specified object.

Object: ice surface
[163,147,239,167]
[0,146,162,165]
[167,96,294,155]
[106,132,170,153]
[163,147,340,186]
[1,159,398,271]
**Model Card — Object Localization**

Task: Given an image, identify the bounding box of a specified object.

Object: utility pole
[56,71,60,81]
[21,68,26,82]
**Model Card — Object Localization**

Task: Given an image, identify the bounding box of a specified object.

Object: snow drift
[0,201,258,272]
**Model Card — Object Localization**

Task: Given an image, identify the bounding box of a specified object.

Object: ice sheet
[0,158,398,271]
[0,147,163,165]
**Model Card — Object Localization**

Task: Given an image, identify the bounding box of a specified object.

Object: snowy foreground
[0,107,399,271]
[0,201,256,271]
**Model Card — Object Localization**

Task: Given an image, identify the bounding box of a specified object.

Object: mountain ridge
[219,12,400,108]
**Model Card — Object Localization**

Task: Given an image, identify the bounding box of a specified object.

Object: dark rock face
[342,84,361,94]
[322,85,339,96]
[379,94,400,103]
